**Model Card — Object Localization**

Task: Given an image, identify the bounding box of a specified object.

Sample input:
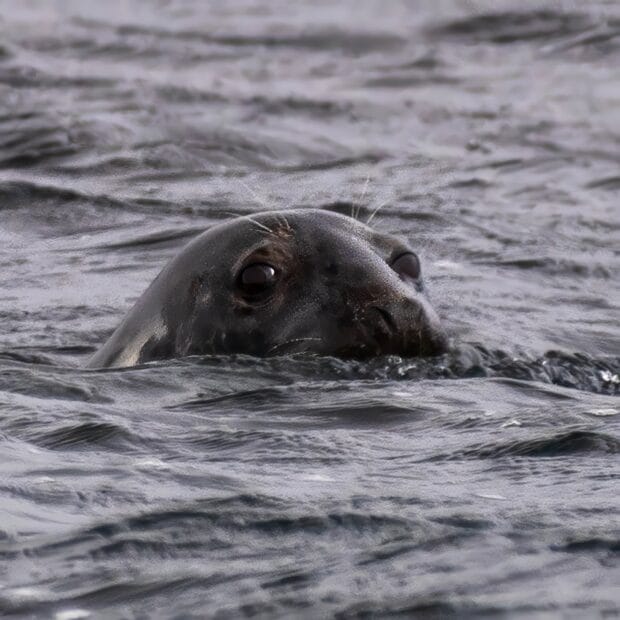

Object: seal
[87,209,448,368]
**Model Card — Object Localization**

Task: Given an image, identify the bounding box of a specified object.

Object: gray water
[0,1,619,618]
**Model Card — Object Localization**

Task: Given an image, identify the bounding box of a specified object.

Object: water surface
[0,1,618,617]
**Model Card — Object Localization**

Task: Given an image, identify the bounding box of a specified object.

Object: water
[1,1,619,617]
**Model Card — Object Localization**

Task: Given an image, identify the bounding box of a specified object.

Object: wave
[429,10,592,44]
[435,429,620,460]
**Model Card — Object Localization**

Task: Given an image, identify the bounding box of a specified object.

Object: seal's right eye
[238,263,277,296]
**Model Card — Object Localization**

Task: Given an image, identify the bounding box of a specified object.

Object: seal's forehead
[256,208,372,240]
[204,208,411,261]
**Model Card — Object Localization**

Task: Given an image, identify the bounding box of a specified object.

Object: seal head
[88,209,448,368]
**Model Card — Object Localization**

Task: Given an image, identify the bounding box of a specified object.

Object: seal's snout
[369,305,398,336]
[361,294,447,358]
[400,293,449,357]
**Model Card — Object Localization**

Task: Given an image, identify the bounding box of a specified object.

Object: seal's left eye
[391,252,421,281]
[238,263,277,296]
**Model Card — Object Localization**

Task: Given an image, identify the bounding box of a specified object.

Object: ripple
[476,256,611,278]
[586,175,620,190]
[0,65,115,90]
[429,10,592,44]
[110,22,406,54]
[0,180,127,212]
[444,430,620,460]
[35,421,133,450]
[552,536,620,554]
[93,226,204,252]
[0,369,113,404]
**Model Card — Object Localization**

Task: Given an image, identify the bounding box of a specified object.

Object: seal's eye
[391,252,421,281]
[238,263,277,296]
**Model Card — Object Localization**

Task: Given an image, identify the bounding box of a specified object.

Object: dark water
[1,1,619,617]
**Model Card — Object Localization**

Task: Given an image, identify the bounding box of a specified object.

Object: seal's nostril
[370,306,397,333]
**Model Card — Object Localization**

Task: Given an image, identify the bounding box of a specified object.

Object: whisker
[267,337,323,355]
[356,174,371,221]
[224,210,275,234]
[276,213,293,232]
[222,211,274,234]
[360,174,370,202]
[243,215,274,234]
[366,199,389,226]
[236,178,271,210]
